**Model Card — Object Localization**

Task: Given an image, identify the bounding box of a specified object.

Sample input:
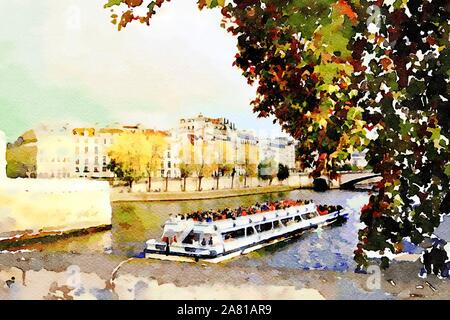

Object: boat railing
[187,203,317,226]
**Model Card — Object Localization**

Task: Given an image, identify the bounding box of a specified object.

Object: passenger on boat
[317,205,329,216]
[178,199,318,223]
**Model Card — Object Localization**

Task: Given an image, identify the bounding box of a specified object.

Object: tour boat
[144,201,349,263]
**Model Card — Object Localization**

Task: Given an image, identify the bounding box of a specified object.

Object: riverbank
[0,189,448,300]
[0,225,112,251]
[0,251,448,300]
[111,185,298,202]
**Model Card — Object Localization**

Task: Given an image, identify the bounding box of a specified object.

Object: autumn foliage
[104,0,450,268]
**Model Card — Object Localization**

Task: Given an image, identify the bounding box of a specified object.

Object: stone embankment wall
[0,179,112,238]
[0,130,111,239]
[118,174,312,193]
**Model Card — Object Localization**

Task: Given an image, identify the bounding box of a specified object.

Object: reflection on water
[25,190,370,272]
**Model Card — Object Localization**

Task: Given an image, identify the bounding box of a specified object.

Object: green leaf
[104,0,123,8]
[445,163,450,177]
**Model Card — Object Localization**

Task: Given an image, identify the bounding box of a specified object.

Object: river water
[27,189,370,272]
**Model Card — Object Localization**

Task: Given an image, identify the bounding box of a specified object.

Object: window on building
[94,167,99,173]
[75,159,80,165]
[168,161,171,168]
[84,166,89,173]
[85,146,88,153]
[95,156,99,165]
[95,146,98,154]
[75,167,79,173]
[102,167,107,172]
[85,159,88,165]
[104,138,107,144]
[103,156,107,165]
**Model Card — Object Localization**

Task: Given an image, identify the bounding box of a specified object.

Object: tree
[179,162,194,191]
[106,159,123,180]
[107,158,135,188]
[6,130,37,178]
[242,159,257,188]
[108,132,167,190]
[144,133,168,192]
[277,163,290,184]
[230,166,237,189]
[349,0,450,267]
[104,0,365,180]
[192,162,213,191]
[104,0,450,268]
[214,163,234,190]
[258,159,278,186]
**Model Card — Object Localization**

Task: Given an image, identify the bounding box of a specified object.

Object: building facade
[7,115,297,180]
[349,151,368,169]
[72,127,116,179]
[35,126,75,179]
[258,136,296,169]
[174,114,295,176]
[174,114,261,176]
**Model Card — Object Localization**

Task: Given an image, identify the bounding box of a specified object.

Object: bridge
[338,172,381,190]
[311,171,381,191]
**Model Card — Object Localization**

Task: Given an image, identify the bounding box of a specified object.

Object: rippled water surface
[25,190,370,272]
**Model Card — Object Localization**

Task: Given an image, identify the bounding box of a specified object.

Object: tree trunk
[165,176,169,192]
[231,176,234,189]
[183,177,187,192]
[148,176,152,192]
[198,177,203,191]
[216,176,219,190]
[269,178,273,186]
[244,175,247,188]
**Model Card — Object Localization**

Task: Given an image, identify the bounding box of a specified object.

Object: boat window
[273,220,280,228]
[256,222,273,233]
[246,227,255,236]
[294,215,302,222]
[182,231,200,244]
[281,218,293,225]
[301,212,318,220]
[222,229,245,240]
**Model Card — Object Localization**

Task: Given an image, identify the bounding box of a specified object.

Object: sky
[0,0,285,142]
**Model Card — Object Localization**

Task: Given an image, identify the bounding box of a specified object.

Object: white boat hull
[144,208,349,263]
